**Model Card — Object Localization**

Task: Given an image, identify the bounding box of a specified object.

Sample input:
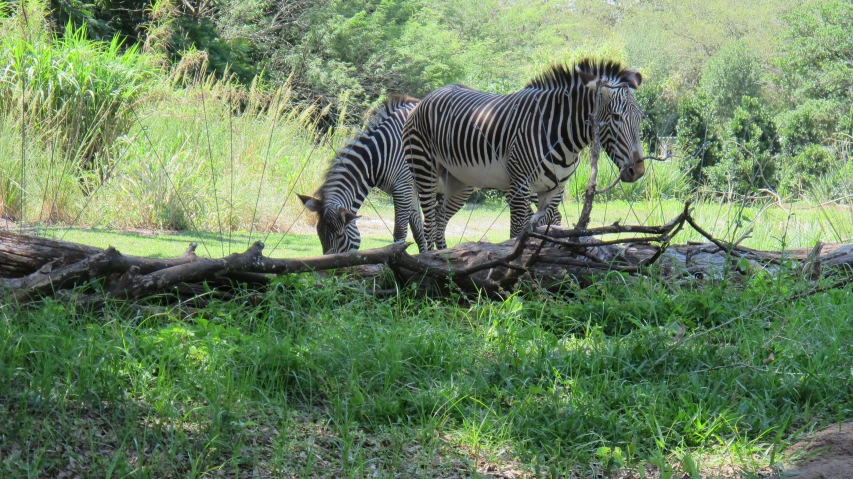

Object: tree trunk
[2,223,851,304]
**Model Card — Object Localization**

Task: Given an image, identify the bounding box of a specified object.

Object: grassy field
[19,196,853,260]
[3,5,853,477]
[2,253,852,477]
[3,196,853,477]
[4,92,853,476]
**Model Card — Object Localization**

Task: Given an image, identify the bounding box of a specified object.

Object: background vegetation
[2,1,853,476]
[2,0,853,233]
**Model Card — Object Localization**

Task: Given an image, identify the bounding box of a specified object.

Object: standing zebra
[403,58,646,250]
[298,95,427,254]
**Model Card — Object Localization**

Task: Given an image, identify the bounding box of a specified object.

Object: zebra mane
[525,58,641,90]
[313,94,419,204]
[364,94,419,130]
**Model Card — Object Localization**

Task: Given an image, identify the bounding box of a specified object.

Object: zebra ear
[338,207,360,225]
[576,66,615,101]
[622,69,642,89]
[298,193,321,212]
[575,66,599,89]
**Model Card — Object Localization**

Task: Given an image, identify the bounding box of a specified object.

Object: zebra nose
[620,161,645,183]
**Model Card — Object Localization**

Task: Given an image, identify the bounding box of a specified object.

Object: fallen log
[1,205,852,304]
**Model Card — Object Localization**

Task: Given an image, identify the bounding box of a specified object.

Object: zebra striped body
[404,59,645,250]
[299,95,426,254]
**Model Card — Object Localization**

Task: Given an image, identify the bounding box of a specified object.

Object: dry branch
[2,205,853,303]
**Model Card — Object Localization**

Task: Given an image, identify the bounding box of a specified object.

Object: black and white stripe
[403,58,645,250]
[299,95,426,254]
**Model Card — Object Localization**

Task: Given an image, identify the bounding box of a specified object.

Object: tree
[705,96,780,195]
[700,40,763,121]
[778,0,853,134]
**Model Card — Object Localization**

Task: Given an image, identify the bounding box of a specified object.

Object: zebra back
[301,95,421,254]
[403,58,645,249]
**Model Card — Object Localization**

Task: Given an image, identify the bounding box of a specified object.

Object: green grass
[2,268,852,477]
[23,196,852,263]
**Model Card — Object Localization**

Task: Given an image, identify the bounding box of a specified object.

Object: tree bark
[1,219,852,303]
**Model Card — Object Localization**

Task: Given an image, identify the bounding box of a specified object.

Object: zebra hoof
[529,213,546,227]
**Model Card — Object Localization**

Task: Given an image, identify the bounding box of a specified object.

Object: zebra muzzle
[620,161,645,183]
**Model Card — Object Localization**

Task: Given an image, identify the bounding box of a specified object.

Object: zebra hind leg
[435,176,475,250]
[411,163,439,250]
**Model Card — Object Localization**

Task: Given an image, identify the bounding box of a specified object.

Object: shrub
[700,40,763,121]
[776,99,840,157]
[675,92,721,186]
[0,20,155,188]
[705,96,780,195]
[635,80,679,156]
[778,143,837,196]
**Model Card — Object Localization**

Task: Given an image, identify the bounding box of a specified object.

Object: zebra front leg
[530,187,563,228]
[534,190,564,227]
[396,177,428,252]
[390,185,413,244]
[506,183,534,239]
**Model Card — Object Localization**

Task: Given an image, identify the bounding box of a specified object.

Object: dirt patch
[782,422,853,479]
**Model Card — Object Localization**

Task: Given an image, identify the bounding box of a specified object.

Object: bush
[635,80,679,156]
[700,40,763,121]
[778,144,837,196]
[776,99,840,157]
[0,20,154,188]
[705,96,780,195]
[675,92,721,186]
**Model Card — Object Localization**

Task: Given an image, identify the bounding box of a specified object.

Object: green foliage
[700,40,763,120]
[635,80,679,155]
[777,99,841,156]
[779,0,853,107]
[0,18,153,185]
[705,97,780,195]
[47,0,120,40]
[675,92,721,185]
[170,15,258,83]
[775,0,853,189]
[3,0,852,223]
[778,143,837,196]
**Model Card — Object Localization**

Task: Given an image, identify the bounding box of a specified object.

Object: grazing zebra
[403,58,646,250]
[298,95,427,254]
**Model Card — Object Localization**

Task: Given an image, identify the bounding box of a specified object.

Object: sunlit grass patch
[4,271,851,477]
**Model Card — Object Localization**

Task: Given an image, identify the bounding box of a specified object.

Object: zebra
[298,95,427,254]
[403,58,646,250]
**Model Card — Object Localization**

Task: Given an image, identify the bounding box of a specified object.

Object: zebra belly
[442,162,512,190]
[528,160,580,193]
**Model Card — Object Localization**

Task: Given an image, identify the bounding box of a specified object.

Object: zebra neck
[319,159,375,214]
[559,87,598,154]
[320,189,367,215]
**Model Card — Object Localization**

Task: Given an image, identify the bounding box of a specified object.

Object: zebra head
[577,63,646,183]
[298,194,361,254]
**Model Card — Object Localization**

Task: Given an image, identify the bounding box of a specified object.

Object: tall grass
[0,5,349,234]
[0,76,343,233]
[0,21,154,182]
[89,76,337,234]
